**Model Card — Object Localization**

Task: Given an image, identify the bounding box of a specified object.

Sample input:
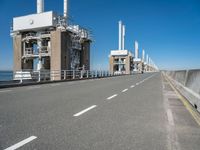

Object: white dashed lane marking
[122,89,128,93]
[107,94,118,100]
[73,105,97,117]
[130,85,135,88]
[4,136,37,150]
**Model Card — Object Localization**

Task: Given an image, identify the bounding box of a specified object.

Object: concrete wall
[165,69,200,112]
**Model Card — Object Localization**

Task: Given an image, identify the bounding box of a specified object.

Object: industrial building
[11,0,91,81]
[109,21,133,75]
[133,41,143,73]
[109,21,158,75]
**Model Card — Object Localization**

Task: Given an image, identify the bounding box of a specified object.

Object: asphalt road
[0,73,199,150]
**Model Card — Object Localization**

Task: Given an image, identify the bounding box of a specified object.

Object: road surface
[0,73,199,150]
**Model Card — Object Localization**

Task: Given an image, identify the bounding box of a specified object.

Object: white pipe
[37,0,44,14]
[149,57,151,66]
[135,41,139,59]
[122,25,125,50]
[118,21,122,50]
[142,49,145,62]
[64,0,68,18]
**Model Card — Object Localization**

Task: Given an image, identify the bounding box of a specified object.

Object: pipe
[64,0,68,18]
[142,49,145,62]
[118,21,122,50]
[122,25,125,50]
[135,41,139,59]
[146,54,149,64]
[37,0,44,14]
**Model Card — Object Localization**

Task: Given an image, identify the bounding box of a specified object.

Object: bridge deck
[0,73,199,150]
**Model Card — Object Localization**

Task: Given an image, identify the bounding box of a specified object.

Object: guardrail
[163,69,200,113]
[12,70,121,83]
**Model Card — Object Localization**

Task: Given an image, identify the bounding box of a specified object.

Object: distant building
[109,21,133,75]
[109,50,133,75]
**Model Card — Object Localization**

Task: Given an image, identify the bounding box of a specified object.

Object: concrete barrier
[164,69,200,113]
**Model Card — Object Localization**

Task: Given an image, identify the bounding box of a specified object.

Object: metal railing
[12,70,118,83]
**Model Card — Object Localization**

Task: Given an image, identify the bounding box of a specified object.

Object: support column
[13,34,22,72]
[51,30,62,80]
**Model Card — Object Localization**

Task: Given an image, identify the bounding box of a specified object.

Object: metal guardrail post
[64,71,66,80]
[87,71,89,78]
[80,71,83,79]
[73,70,75,79]
[91,71,93,78]
[96,71,98,78]
[38,71,41,82]
[92,71,94,78]
[20,71,23,84]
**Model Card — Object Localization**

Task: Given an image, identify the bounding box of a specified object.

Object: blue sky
[0,0,200,70]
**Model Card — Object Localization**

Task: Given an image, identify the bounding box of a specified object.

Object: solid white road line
[4,136,37,150]
[0,90,12,93]
[167,109,175,126]
[50,83,61,87]
[122,89,128,93]
[130,85,135,88]
[107,94,118,100]
[136,83,140,86]
[27,86,41,90]
[67,82,74,85]
[73,105,97,117]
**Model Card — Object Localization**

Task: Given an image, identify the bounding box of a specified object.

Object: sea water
[0,71,13,81]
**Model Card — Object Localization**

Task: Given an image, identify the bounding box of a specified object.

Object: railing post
[20,71,23,84]
[73,70,75,79]
[96,71,98,78]
[91,71,93,78]
[64,70,66,80]
[80,70,83,79]
[38,71,41,82]
[87,71,89,78]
